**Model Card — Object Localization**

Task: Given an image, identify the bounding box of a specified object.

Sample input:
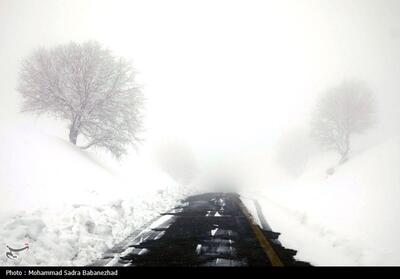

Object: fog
[1,0,400,190]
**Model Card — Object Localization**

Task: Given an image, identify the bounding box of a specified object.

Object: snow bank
[242,138,400,265]
[0,124,185,266]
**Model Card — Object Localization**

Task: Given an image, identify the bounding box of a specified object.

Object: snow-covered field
[242,138,400,266]
[0,124,186,266]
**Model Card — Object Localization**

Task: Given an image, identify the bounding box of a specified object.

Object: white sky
[1,0,400,162]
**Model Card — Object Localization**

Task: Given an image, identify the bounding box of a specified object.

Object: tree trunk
[339,132,350,165]
[339,153,348,165]
[69,128,79,145]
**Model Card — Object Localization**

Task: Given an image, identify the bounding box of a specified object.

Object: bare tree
[18,41,143,158]
[311,80,375,164]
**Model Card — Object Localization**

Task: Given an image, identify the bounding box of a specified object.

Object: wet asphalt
[92,192,310,267]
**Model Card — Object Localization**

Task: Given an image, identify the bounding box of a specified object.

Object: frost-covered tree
[18,41,143,158]
[311,80,375,164]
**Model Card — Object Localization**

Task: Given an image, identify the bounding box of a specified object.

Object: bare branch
[311,80,375,163]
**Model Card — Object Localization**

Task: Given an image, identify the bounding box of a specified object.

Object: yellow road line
[237,198,284,267]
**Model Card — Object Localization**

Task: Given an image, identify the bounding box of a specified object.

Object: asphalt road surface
[92,192,310,267]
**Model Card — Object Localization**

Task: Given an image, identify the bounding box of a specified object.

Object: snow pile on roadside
[242,138,400,266]
[0,125,185,266]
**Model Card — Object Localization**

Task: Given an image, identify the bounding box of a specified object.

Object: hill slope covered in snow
[0,124,184,266]
[243,138,400,265]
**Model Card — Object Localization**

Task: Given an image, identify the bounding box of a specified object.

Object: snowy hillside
[243,138,400,266]
[0,124,184,266]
